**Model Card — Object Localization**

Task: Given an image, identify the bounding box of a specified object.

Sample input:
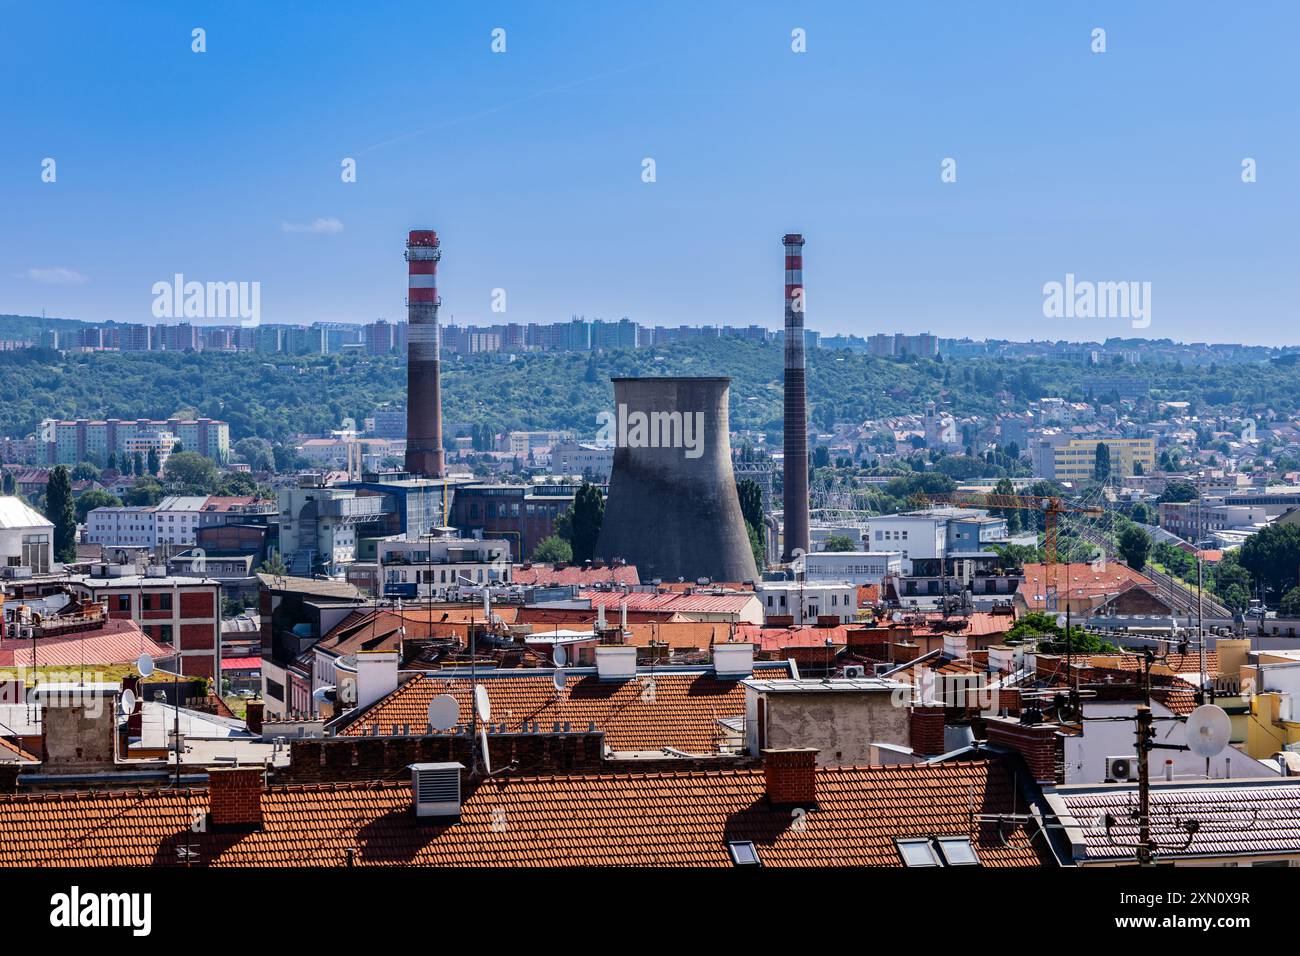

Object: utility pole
[1136,704,1154,865]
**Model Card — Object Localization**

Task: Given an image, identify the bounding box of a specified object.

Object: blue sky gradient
[2,1,1296,342]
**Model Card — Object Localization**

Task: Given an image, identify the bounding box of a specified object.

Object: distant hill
[0,339,1296,449]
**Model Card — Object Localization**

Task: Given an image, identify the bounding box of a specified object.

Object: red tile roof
[0,619,171,668]
[335,668,788,753]
[512,564,640,587]
[1091,652,1219,675]
[579,591,759,617]
[1018,563,1152,610]
[733,624,851,652]
[0,759,1049,867]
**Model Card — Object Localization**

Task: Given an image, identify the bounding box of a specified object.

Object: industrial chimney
[595,377,758,584]
[404,229,446,478]
[782,233,809,561]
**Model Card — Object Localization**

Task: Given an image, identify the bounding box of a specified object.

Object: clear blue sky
[2,1,1296,343]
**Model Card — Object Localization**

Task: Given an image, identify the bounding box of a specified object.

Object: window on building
[116,595,130,612]
[21,534,49,574]
[897,839,942,867]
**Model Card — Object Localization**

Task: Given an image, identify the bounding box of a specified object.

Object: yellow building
[1053,438,1156,481]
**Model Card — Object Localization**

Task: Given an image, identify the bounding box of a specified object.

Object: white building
[796,551,902,586]
[0,497,54,575]
[84,506,155,549]
[549,441,614,480]
[153,495,210,547]
[755,581,857,624]
[866,512,947,572]
[378,535,512,600]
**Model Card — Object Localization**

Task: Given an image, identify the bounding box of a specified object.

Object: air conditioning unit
[410,762,465,818]
[843,665,866,679]
[873,663,894,677]
[1105,755,1138,782]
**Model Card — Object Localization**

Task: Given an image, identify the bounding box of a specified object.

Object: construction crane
[911,491,1103,564]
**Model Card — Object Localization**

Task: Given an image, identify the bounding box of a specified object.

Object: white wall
[1062,700,1277,784]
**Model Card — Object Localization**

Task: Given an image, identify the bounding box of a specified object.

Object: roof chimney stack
[207,766,264,829]
[763,747,818,806]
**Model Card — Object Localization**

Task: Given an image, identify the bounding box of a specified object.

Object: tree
[1117,525,1150,572]
[736,478,763,531]
[1239,523,1300,604]
[736,478,766,569]
[823,534,856,552]
[991,477,1022,533]
[123,476,164,506]
[569,482,604,563]
[132,451,143,477]
[216,471,259,496]
[1093,442,1111,482]
[146,447,160,476]
[257,550,288,576]
[106,451,118,471]
[1,472,14,496]
[70,461,100,481]
[163,451,219,493]
[74,489,122,524]
[1157,481,1198,504]
[233,436,275,472]
[1281,587,1300,618]
[812,446,831,470]
[531,535,572,564]
[45,465,77,562]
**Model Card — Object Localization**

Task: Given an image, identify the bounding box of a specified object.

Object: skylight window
[896,838,942,867]
[728,841,761,866]
[936,837,981,866]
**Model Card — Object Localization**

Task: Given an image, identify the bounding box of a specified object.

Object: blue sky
[2,1,1296,343]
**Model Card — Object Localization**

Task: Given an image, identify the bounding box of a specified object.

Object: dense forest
[1,337,1298,447]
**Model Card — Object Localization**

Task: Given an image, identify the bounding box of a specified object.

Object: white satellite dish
[479,727,492,775]
[427,694,458,731]
[474,684,491,723]
[553,643,567,667]
[553,669,567,694]
[137,653,154,677]
[1185,704,1231,758]
[1055,614,1068,629]
[119,689,136,715]
[891,612,903,623]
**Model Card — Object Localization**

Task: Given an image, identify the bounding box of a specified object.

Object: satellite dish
[1185,704,1231,758]
[891,612,902,623]
[478,727,492,775]
[119,689,136,715]
[1055,615,1068,629]
[427,694,458,731]
[137,654,154,677]
[553,669,567,694]
[474,684,491,723]
[553,643,567,667]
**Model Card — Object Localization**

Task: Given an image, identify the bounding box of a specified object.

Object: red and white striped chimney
[781,233,809,560]
[404,230,446,478]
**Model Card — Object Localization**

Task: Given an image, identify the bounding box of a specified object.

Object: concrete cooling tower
[595,377,759,584]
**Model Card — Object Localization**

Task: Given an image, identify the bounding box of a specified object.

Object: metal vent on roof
[410,762,464,818]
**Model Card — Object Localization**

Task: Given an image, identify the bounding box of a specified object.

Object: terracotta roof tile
[335,669,784,753]
[0,620,171,667]
[0,759,1049,867]
[512,565,640,587]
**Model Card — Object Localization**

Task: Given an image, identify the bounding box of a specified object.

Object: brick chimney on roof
[245,700,264,736]
[909,705,946,757]
[763,748,818,806]
[208,766,264,829]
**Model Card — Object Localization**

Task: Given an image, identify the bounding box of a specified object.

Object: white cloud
[23,267,89,285]
[282,217,344,235]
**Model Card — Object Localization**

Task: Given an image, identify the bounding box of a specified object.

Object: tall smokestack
[782,233,809,561]
[405,229,445,478]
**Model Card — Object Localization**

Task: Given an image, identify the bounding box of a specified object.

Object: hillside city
[4,4,1296,932]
